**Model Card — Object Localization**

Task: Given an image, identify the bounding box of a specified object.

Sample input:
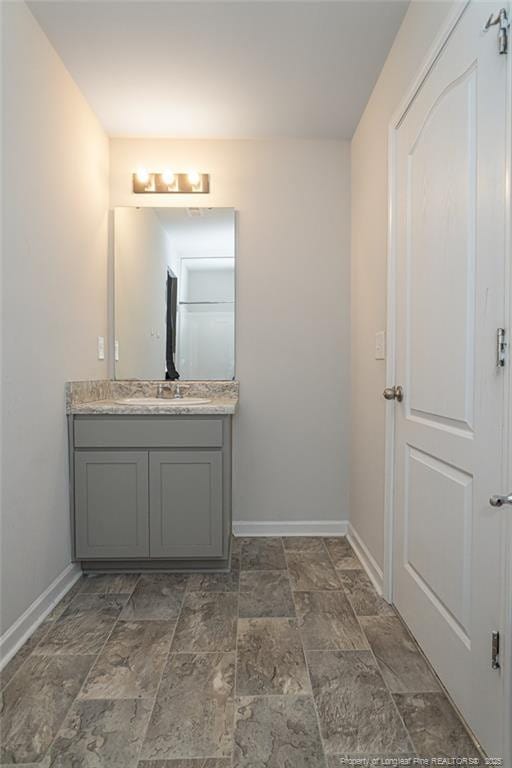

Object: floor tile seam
[239,566,288,572]
[322,539,348,590]
[292,549,334,768]
[134,594,183,766]
[282,550,300,622]
[299,609,330,768]
[337,583,363,618]
[138,752,232,762]
[0,618,56,694]
[35,593,130,765]
[350,612,417,756]
[289,590,346,594]
[390,609,452,698]
[282,541,330,557]
[334,588,484,758]
[284,544,344,592]
[237,615,298,625]
[231,568,242,764]
[239,568,292,574]
[366,607,484,756]
[78,571,141,600]
[168,649,237,655]
[357,614,444,694]
[38,581,171,764]
[234,691,318,700]
[79,616,179,704]
[0,575,103,694]
[238,612,296,619]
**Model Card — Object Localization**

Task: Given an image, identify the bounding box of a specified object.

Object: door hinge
[484,8,510,54]
[492,631,501,669]
[497,328,507,367]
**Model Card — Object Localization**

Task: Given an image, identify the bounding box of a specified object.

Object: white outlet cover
[375,330,386,360]
[97,336,105,360]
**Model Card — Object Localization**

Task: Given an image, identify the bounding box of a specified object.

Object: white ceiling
[29,1,408,140]
[155,207,235,253]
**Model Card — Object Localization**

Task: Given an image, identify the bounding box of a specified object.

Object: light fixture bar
[132,171,210,194]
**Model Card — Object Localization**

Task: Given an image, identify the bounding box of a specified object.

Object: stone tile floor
[0,536,482,767]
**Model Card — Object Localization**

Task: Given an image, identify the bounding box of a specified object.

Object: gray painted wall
[110,139,351,527]
[1,3,109,634]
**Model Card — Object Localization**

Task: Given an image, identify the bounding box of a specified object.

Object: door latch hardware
[492,631,501,670]
[490,492,512,507]
[484,8,510,54]
[383,385,404,402]
[497,328,507,367]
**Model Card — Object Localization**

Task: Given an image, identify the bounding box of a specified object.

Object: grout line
[278,538,330,766]
[0,615,56,693]
[231,555,242,765]
[0,573,132,695]
[325,544,480,758]
[303,539,417,758]
[132,579,186,765]
[348,594,418,755]
[389,608,486,758]
[36,578,142,763]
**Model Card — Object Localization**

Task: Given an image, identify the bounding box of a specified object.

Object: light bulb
[162,169,175,186]
[188,170,201,187]
[136,167,149,184]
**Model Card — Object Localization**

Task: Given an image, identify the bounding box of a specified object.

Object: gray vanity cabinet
[68,414,232,570]
[75,451,149,559]
[149,451,223,558]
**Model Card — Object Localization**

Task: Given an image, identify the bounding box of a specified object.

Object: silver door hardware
[489,493,512,507]
[484,8,509,54]
[383,385,404,402]
[492,631,501,670]
[497,327,507,367]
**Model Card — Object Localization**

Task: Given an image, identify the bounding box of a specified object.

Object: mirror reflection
[114,207,235,380]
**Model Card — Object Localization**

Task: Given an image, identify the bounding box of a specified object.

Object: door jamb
[502,7,512,762]
[383,2,512,762]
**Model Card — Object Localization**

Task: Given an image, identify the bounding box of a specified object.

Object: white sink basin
[115,397,211,406]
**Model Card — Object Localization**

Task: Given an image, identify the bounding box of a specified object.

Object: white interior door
[391,2,509,757]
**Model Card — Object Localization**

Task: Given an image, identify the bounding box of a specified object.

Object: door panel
[75,451,149,558]
[404,447,473,639]
[392,2,508,756]
[149,450,223,558]
[407,67,476,428]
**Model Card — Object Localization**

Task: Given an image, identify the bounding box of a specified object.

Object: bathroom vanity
[67,206,238,572]
[67,381,238,572]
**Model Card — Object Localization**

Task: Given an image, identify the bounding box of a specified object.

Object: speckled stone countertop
[66,380,239,415]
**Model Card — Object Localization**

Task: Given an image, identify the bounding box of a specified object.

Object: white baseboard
[347,523,385,595]
[232,520,348,537]
[0,563,82,670]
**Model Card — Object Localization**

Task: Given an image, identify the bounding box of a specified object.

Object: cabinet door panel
[150,451,223,558]
[75,451,149,558]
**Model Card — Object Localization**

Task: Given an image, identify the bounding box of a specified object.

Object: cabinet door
[75,451,149,559]
[149,451,223,558]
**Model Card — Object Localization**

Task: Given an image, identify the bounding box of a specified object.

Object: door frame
[383,0,512,759]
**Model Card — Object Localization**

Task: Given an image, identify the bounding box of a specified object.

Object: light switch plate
[97,336,105,361]
[375,331,386,360]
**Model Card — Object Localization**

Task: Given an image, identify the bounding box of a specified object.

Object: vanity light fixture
[132,170,210,194]
[135,167,150,185]
[161,169,175,186]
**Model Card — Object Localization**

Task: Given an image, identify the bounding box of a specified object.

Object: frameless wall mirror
[114,207,235,380]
